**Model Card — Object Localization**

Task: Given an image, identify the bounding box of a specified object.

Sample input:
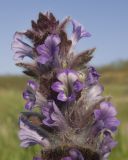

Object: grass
[0,65,128,160]
[99,66,128,160]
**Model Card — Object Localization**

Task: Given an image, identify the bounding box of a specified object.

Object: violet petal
[57,91,68,101]
[51,81,65,92]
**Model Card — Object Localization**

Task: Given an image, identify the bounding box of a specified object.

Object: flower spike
[12,12,120,160]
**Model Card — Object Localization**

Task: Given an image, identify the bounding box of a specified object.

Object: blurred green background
[0,61,128,160]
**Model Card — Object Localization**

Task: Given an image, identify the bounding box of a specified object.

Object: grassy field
[0,64,128,160]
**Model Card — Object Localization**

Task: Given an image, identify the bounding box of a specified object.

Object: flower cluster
[51,69,84,102]
[12,12,120,160]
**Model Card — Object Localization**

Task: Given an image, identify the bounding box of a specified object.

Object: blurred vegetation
[0,61,128,160]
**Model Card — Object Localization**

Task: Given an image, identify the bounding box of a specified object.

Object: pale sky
[0,0,128,74]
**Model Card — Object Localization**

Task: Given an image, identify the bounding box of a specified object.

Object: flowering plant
[12,12,120,160]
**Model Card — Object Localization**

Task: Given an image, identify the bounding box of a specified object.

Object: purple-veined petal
[12,32,34,61]
[94,101,120,133]
[23,90,31,100]
[68,94,76,102]
[45,34,61,49]
[43,118,55,127]
[94,109,102,120]
[100,102,117,119]
[36,34,61,65]
[86,66,100,86]
[23,80,39,110]
[105,118,120,131]
[25,101,35,110]
[72,20,91,38]
[23,89,36,110]
[57,91,68,101]
[37,54,51,64]
[71,19,91,46]
[36,44,49,55]
[62,149,84,160]
[51,81,65,92]
[69,149,84,160]
[100,131,117,157]
[28,80,38,91]
[73,80,84,92]
[100,102,117,116]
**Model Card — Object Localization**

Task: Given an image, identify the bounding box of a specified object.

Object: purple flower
[71,19,91,46]
[23,80,39,110]
[51,69,84,102]
[86,66,100,86]
[100,131,117,159]
[62,149,84,160]
[18,116,50,148]
[12,32,34,62]
[42,101,67,130]
[94,102,120,133]
[33,157,42,160]
[36,34,61,65]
